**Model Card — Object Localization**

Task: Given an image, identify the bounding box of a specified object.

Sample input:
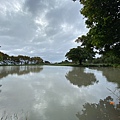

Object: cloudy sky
[0,0,88,62]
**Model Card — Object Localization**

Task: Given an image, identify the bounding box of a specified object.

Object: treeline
[65,46,120,66]
[65,0,120,66]
[90,55,120,65]
[0,51,44,65]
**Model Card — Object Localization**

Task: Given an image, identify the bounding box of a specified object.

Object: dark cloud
[24,0,46,14]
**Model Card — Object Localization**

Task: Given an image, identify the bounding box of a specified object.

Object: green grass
[49,63,113,67]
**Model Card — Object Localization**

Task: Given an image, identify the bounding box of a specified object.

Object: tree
[0,52,3,61]
[65,46,94,65]
[74,0,120,59]
[44,61,50,64]
[0,51,44,65]
[31,57,43,64]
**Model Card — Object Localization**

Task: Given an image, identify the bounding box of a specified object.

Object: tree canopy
[65,46,94,65]
[0,51,43,65]
[74,0,120,58]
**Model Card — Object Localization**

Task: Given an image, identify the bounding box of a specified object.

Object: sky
[0,0,88,62]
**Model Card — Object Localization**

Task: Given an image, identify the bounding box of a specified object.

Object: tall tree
[65,46,94,65]
[74,0,120,58]
[0,52,3,61]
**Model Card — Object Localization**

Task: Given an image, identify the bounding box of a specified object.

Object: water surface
[0,66,120,120]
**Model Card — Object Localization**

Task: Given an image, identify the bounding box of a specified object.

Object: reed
[0,111,29,120]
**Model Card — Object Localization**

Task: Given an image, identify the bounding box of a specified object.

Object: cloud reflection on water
[0,66,119,120]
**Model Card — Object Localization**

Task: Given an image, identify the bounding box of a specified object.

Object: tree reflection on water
[0,84,1,93]
[65,67,120,120]
[0,66,43,79]
[65,67,98,87]
[97,68,120,88]
[76,96,120,120]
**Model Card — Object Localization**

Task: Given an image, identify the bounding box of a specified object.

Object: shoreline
[0,63,120,68]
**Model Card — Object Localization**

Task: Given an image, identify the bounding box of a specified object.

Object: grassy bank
[49,63,120,67]
[0,63,120,68]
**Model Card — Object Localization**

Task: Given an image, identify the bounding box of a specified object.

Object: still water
[0,66,120,120]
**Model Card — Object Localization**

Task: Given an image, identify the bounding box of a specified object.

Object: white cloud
[0,0,88,62]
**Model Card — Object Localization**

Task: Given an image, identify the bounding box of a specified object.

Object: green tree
[31,57,43,64]
[65,46,94,65]
[0,51,44,65]
[0,52,3,61]
[74,0,120,59]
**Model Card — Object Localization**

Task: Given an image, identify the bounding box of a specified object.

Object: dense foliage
[65,46,94,65]
[73,0,120,63]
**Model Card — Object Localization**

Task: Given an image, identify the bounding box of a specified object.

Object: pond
[0,66,120,120]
